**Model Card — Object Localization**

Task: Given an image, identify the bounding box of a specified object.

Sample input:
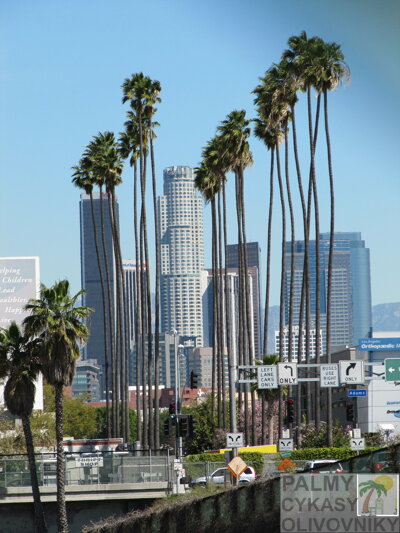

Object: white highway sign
[257,365,278,389]
[320,364,339,388]
[350,438,365,451]
[278,363,298,385]
[339,361,364,385]
[278,439,294,452]
[226,433,244,448]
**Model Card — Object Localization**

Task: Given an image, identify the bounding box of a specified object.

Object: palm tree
[72,158,111,437]
[122,73,161,449]
[359,477,390,514]
[253,68,287,438]
[217,110,254,443]
[194,160,221,426]
[0,323,47,533]
[119,120,142,442]
[315,40,349,445]
[23,280,92,533]
[84,132,125,439]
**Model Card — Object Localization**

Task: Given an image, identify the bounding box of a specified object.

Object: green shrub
[287,447,381,461]
[185,452,264,474]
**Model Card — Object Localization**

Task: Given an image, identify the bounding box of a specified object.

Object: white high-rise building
[158,166,204,346]
[275,326,323,361]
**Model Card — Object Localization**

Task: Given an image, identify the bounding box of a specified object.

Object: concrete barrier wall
[82,478,281,533]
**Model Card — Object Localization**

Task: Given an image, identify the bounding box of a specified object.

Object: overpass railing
[0,451,172,489]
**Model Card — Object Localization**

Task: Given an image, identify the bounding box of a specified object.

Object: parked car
[302,459,344,473]
[190,466,257,486]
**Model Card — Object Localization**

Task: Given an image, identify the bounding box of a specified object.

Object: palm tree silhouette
[359,479,388,514]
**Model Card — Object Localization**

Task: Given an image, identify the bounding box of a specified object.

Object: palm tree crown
[23,280,91,386]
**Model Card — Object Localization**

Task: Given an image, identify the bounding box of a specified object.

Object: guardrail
[0,451,173,489]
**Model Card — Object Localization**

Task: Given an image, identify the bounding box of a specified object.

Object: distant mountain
[372,303,400,332]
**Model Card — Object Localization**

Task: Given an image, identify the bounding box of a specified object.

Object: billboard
[359,338,400,351]
[0,257,40,328]
[0,257,42,410]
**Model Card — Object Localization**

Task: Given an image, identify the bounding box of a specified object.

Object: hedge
[184,452,264,474]
[285,447,381,461]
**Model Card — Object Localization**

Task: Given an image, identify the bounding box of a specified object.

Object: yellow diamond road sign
[227,456,247,479]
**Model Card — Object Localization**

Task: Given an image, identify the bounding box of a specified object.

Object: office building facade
[158,166,204,346]
[226,242,262,358]
[284,232,372,350]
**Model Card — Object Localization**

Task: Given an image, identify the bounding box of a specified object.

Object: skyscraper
[80,192,117,390]
[158,166,204,346]
[284,232,372,349]
[226,242,262,357]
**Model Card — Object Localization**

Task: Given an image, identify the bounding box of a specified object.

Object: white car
[302,459,344,473]
[190,466,257,486]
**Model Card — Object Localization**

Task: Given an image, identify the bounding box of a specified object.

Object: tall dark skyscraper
[284,232,372,349]
[80,192,118,391]
[226,242,262,357]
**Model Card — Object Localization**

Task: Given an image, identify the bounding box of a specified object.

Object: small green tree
[63,396,97,439]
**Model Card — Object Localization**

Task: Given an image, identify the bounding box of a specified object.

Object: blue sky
[0,0,399,306]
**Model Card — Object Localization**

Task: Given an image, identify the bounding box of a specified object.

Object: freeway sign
[278,439,294,452]
[257,365,278,389]
[278,363,298,385]
[384,358,400,381]
[226,433,244,448]
[350,438,365,451]
[347,389,367,397]
[320,364,339,388]
[339,361,365,385]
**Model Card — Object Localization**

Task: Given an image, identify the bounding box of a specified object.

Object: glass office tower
[284,232,372,350]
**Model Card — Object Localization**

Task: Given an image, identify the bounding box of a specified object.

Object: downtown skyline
[1,0,399,307]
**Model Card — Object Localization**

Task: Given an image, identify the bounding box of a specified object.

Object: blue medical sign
[358,338,400,351]
[347,389,367,397]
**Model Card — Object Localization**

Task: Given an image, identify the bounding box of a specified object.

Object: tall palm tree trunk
[210,197,218,425]
[312,95,322,427]
[275,141,286,438]
[291,104,307,442]
[324,88,335,446]
[263,149,274,355]
[284,124,295,362]
[235,169,248,443]
[150,137,161,448]
[218,192,226,427]
[21,415,47,533]
[140,209,148,448]
[111,189,130,441]
[223,182,236,433]
[108,192,123,437]
[133,162,142,442]
[239,166,256,444]
[54,383,69,533]
[99,188,115,437]
[88,192,110,435]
